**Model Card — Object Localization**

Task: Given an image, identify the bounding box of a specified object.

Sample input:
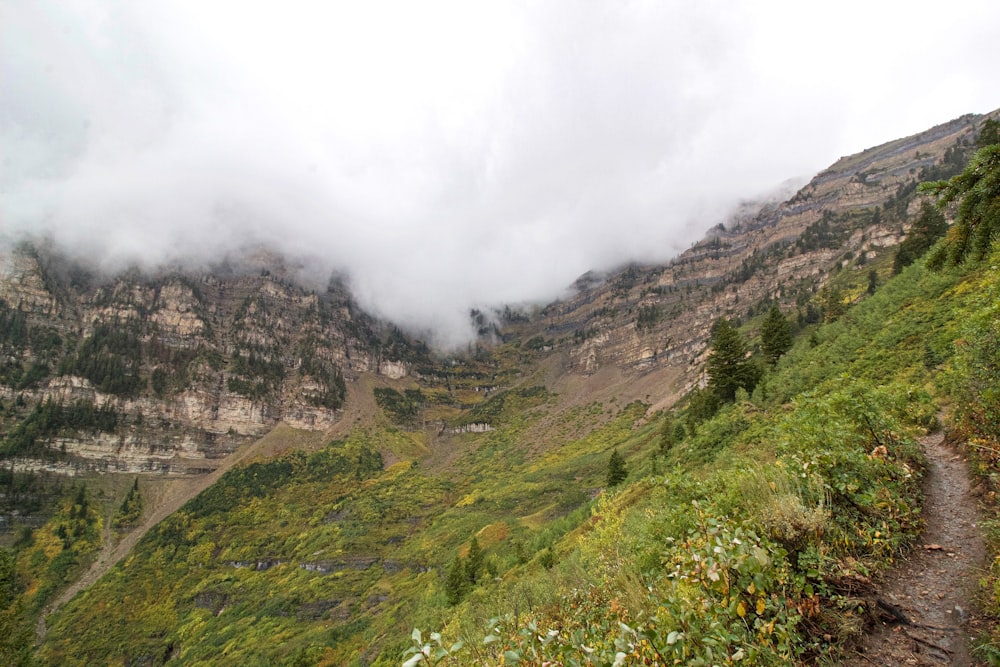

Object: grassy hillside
[18,236,998,665]
[3,126,998,666]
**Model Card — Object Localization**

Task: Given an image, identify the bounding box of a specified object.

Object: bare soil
[844,430,989,666]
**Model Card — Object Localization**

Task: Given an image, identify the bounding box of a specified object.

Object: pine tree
[921,141,1000,267]
[606,449,627,487]
[707,318,757,401]
[444,555,466,606]
[658,414,677,455]
[893,202,948,274]
[465,537,483,585]
[759,305,793,365]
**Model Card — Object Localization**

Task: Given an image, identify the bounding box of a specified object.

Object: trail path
[846,430,988,666]
[34,432,286,643]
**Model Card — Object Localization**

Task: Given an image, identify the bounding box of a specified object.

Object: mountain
[1,109,999,665]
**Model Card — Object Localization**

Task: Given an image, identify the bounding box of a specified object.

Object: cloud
[3,0,999,346]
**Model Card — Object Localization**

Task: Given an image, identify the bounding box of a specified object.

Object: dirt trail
[34,430,294,643]
[846,430,988,666]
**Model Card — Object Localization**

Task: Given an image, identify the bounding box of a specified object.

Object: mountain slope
[1,110,999,665]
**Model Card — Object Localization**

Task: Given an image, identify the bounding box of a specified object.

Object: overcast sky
[2,1,999,345]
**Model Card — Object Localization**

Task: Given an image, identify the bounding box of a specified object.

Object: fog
[3,1,999,346]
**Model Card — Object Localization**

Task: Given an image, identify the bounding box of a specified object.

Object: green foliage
[466,538,484,586]
[795,212,850,252]
[685,387,721,431]
[456,386,549,427]
[658,413,683,455]
[523,336,551,350]
[374,387,424,424]
[921,143,1000,266]
[298,343,347,410]
[112,478,143,532]
[34,237,1000,665]
[61,323,143,397]
[11,483,103,621]
[0,300,63,390]
[606,449,627,487]
[759,305,793,365]
[444,555,467,606]
[635,304,664,331]
[946,265,1000,458]
[978,118,1000,149]
[226,347,285,399]
[0,599,36,667]
[0,399,118,458]
[707,318,758,401]
[893,202,948,274]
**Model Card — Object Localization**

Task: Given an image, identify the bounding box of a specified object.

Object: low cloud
[3,1,998,346]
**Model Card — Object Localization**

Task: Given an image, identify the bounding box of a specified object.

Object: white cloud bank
[2,0,999,345]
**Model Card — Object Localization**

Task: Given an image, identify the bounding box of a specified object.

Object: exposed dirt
[844,429,989,666]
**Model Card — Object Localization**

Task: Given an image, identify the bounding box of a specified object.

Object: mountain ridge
[0,110,994,476]
[2,107,999,665]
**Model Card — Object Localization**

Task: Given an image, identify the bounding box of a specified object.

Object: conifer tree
[707,318,757,401]
[658,414,678,455]
[893,202,948,274]
[759,305,793,365]
[921,137,1000,267]
[606,449,627,487]
[465,538,483,585]
[444,555,466,606]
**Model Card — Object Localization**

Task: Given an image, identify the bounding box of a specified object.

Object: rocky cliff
[0,247,424,473]
[1,110,997,475]
[514,111,995,384]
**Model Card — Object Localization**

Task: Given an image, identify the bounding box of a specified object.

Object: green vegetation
[0,399,118,458]
[707,318,759,402]
[4,115,1000,666]
[112,478,143,532]
[605,449,627,487]
[226,347,285,399]
[893,202,947,274]
[60,323,143,397]
[374,387,425,424]
[759,305,793,365]
[921,129,1000,267]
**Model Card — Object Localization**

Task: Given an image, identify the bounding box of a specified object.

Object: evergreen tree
[686,387,721,431]
[867,269,878,295]
[658,414,678,455]
[606,449,627,487]
[978,118,1000,149]
[539,546,555,570]
[759,305,793,365]
[444,555,466,606]
[706,318,757,401]
[921,142,1000,266]
[893,202,948,274]
[465,537,483,585]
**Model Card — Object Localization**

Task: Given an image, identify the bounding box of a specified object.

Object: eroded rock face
[528,112,992,377]
[0,250,416,472]
[0,247,59,317]
[2,110,995,473]
[151,280,207,342]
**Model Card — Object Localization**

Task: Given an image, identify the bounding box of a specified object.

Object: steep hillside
[1,110,999,666]
[514,112,987,384]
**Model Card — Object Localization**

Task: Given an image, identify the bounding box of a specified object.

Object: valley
[1,110,999,665]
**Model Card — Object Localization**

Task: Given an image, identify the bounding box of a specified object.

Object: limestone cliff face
[0,250,418,472]
[2,110,995,473]
[525,112,994,379]
[0,247,59,317]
